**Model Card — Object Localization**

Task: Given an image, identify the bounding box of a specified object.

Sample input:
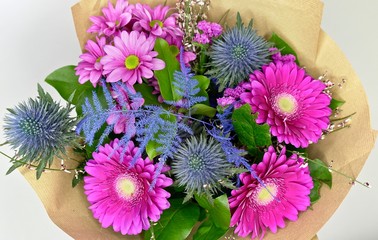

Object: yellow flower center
[116,178,136,198]
[150,20,164,28]
[256,184,278,206]
[276,94,297,114]
[125,55,140,70]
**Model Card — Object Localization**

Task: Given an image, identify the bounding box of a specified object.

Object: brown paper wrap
[20,0,377,239]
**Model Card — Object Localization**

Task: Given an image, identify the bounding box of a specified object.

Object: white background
[0,0,377,239]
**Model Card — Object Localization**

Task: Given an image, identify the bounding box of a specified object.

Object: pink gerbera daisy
[101,31,165,88]
[229,146,313,239]
[240,59,332,148]
[132,3,183,44]
[84,139,173,235]
[87,0,133,37]
[75,37,106,87]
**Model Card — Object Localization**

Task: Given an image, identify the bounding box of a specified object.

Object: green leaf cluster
[308,159,332,204]
[144,198,200,240]
[193,194,231,240]
[232,104,272,156]
[45,65,106,116]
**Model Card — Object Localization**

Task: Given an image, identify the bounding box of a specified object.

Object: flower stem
[0,150,77,172]
[288,150,370,188]
[331,112,356,122]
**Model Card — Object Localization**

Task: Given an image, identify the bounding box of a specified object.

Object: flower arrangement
[1,0,376,239]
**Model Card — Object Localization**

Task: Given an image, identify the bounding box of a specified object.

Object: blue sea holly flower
[209,13,272,91]
[3,85,77,178]
[172,134,233,201]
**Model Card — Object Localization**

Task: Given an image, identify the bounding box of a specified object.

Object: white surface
[0,0,377,239]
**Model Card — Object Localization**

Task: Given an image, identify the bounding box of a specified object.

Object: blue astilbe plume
[132,105,192,188]
[76,81,138,150]
[167,47,206,111]
[217,105,234,134]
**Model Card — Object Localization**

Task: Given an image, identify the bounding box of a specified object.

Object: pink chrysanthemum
[84,139,173,235]
[101,31,165,88]
[240,60,332,148]
[229,146,313,239]
[132,3,183,44]
[75,37,106,87]
[87,0,133,37]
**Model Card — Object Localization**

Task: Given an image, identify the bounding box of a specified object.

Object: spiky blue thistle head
[209,13,272,91]
[3,85,77,178]
[172,134,233,201]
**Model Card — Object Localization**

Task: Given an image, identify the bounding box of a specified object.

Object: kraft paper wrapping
[20,0,377,239]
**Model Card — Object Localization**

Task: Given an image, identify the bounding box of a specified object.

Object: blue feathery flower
[3,85,77,178]
[209,13,272,90]
[172,134,233,201]
[166,47,207,111]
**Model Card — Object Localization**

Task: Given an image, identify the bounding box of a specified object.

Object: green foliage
[308,158,333,205]
[193,194,231,240]
[45,65,105,115]
[154,38,181,101]
[232,104,272,155]
[146,113,177,159]
[134,83,160,105]
[71,160,87,188]
[330,98,345,110]
[309,180,322,204]
[144,198,200,240]
[308,159,332,188]
[193,75,210,104]
[269,33,300,65]
[191,104,216,117]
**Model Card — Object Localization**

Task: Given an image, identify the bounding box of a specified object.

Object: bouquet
[1,0,376,239]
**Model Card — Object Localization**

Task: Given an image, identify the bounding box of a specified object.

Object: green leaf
[191,104,216,117]
[72,160,86,188]
[309,180,322,204]
[330,98,345,110]
[193,219,228,240]
[269,33,300,65]
[36,159,47,179]
[146,140,160,160]
[72,174,84,188]
[193,75,210,104]
[144,198,200,240]
[232,104,272,155]
[145,113,176,159]
[193,194,230,240]
[6,161,25,175]
[308,159,332,188]
[45,65,105,115]
[134,83,160,105]
[195,194,230,229]
[154,38,180,101]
